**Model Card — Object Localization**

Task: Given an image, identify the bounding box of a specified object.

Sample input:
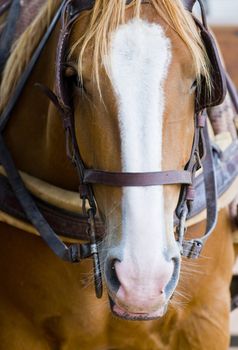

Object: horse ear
[181,0,196,12]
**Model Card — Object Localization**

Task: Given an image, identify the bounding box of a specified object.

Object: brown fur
[0,2,235,349]
[0,210,234,349]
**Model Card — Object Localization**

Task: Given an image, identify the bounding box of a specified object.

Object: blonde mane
[0,0,211,113]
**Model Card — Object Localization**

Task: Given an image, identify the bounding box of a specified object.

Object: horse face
[72,7,196,319]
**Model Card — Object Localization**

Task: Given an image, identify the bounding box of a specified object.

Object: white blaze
[107,19,172,273]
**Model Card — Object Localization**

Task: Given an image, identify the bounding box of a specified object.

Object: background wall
[194,0,238,25]
[206,0,238,25]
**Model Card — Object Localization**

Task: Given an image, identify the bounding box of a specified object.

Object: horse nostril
[163,256,180,296]
[106,259,121,293]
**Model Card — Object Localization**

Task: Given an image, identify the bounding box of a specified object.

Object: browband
[70,0,197,16]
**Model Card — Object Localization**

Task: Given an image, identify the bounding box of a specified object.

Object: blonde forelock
[0,0,211,113]
[71,0,211,98]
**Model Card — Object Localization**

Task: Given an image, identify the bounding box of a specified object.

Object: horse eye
[64,65,85,91]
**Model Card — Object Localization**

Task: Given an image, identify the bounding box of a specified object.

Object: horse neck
[3,25,78,191]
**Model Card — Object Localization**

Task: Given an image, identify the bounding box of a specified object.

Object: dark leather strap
[83,169,192,187]
[188,140,238,220]
[0,0,20,75]
[182,121,218,258]
[70,0,94,15]
[226,72,238,114]
[182,0,196,11]
[70,0,150,16]
[198,122,218,241]
[71,0,197,14]
[176,112,205,218]
[0,133,93,262]
[194,17,227,111]
[0,0,67,132]
[0,0,11,17]
[0,174,104,240]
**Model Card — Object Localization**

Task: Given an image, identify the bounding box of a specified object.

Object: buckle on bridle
[87,208,103,298]
[176,206,204,259]
[182,240,203,259]
[176,205,188,249]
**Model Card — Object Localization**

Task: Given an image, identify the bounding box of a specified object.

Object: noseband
[0,0,227,298]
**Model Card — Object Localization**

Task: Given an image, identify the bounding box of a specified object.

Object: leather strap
[188,140,238,220]
[182,121,218,258]
[0,133,93,262]
[226,72,238,114]
[0,0,20,75]
[0,0,67,132]
[194,17,227,111]
[0,0,11,17]
[175,112,205,218]
[83,169,192,187]
[70,0,151,16]
[0,173,104,240]
[182,0,196,11]
[70,0,197,14]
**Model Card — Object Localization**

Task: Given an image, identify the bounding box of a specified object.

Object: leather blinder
[196,21,227,111]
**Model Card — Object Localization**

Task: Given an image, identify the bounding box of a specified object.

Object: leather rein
[0,0,226,298]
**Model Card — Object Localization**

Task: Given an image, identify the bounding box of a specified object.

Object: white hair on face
[106,18,172,271]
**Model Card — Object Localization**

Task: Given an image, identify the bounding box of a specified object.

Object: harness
[0,0,229,298]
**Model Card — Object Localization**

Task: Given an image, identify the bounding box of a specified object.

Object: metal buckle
[176,206,188,250]
[69,242,92,262]
[182,239,203,259]
[194,149,202,169]
[176,206,203,259]
[87,208,103,298]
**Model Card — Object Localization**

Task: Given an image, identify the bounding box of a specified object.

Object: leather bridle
[0,0,227,298]
[54,0,225,258]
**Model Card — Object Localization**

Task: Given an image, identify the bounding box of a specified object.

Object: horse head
[66,0,211,320]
